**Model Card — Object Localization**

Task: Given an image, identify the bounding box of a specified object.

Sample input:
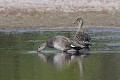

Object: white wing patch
[70,44,75,47]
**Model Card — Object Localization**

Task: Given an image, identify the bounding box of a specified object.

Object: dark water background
[0,28,120,80]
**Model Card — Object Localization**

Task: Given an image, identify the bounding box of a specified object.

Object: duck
[37,18,91,53]
[73,18,91,48]
[37,35,85,53]
[37,35,72,52]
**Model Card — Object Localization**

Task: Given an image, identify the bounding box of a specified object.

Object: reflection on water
[38,53,70,68]
[0,28,120,80]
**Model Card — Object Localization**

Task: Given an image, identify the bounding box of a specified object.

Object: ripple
[28,50,60,54]
[92,35,120,39]
[27,40,44,42]
[89,28,120,33]
[107,43,120,46]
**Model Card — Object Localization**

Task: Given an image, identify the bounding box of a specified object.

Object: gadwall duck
[37,35,85,53]
[73,18,91,47]
[37,35,72,52]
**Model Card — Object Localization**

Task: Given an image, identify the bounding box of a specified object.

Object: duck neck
[39,42,47,51]
[77,19,83,32]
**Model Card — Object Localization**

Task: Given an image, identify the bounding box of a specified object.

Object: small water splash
[28,50,38,54]
[40,50,60,53]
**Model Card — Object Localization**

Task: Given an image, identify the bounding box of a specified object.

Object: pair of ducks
[37,18,91,54]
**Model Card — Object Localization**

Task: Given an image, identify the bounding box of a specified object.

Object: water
[0,28,120,80]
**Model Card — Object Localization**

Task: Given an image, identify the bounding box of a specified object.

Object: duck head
[74,18,83,29]
[37,42,47,52]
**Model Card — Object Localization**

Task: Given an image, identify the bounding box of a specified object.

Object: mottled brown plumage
[37,36,72,52]
[74,18,91,47]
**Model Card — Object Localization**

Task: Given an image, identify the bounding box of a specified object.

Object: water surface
[0,28,120,80]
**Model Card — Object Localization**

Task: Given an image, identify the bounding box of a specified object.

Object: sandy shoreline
[0,11,120,30]
[0,0,120,30]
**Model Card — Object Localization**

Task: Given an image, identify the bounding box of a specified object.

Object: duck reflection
[38,52,71,68]
[37,47,90,69]
[38,47,90,79]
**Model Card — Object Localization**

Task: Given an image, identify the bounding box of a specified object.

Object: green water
[0,28,120,80]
